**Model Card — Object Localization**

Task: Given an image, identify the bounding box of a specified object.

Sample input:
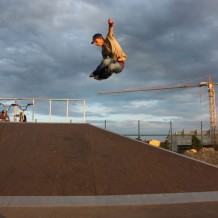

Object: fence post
[170,121,173,151]
[105,120,107,130]
[201,121,203,146]
[138,120,141,140]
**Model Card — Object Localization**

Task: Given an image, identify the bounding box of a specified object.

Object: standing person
[90,18,127,80]
[19,110,26,122]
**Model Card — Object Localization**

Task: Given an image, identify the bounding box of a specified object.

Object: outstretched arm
[108,18,114,37]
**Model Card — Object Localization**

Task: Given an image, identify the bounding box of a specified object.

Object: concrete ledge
[0,191,218,207]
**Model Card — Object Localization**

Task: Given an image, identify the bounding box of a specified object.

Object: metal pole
[14,99,18,122]
[201,121,203,146]
[105,120,106,130]
[83,99,86,123]
[32,99,35,122]
[138,120,141,140]
[49,99,52,122]
[170,121,173,151]
[66,99,69,123]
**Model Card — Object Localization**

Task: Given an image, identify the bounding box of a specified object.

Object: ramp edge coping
[0,191,218,207]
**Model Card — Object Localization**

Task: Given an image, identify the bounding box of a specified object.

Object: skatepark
[0,122,218,217]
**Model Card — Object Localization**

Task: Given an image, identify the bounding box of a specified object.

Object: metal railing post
[32,99,35,122]
[49,99,52,122]
[66,99,69,123]
[83,99,86,123]
[14,99,18,122]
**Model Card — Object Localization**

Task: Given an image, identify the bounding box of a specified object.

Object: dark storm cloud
[124,1,218,82]
[0,0,93,97]
[0,0,217,125]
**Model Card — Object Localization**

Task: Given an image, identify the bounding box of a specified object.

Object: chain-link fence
[88,120,217,152]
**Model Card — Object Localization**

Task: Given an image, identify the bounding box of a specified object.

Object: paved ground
[0,123,218,217]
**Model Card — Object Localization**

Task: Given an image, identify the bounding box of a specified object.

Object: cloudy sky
[0,0,218,135]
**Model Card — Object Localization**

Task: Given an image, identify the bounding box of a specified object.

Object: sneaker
[94,75,101,80]
[89,72,95,77]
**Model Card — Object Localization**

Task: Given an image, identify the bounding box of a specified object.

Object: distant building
[167,129,218,153]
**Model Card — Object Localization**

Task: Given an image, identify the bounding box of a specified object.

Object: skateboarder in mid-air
[90,18,127,80]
